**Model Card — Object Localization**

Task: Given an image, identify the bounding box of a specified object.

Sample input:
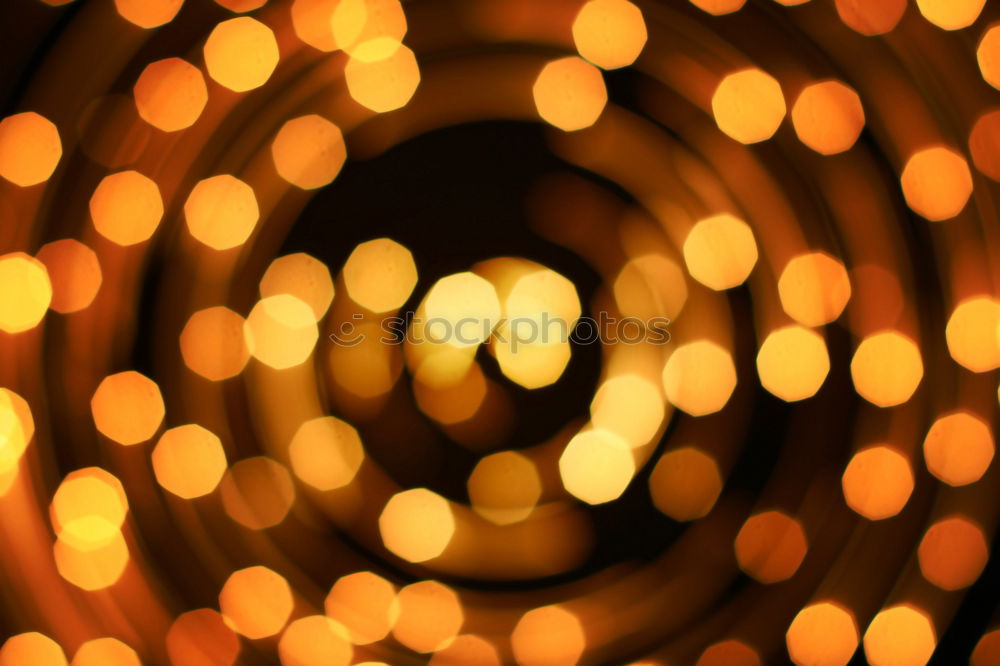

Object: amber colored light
[649,447,723,521]
[0,252,52,334]
[918,515,989,591]
[969,111,1000,181]
[324,571,399,645]
[572,0,647,70]
[342,238,418,313]
[203,17,279,92]
[345,43,420,113]
[915,0,985,30]
[133,58,208,132]
[945,296,1000,372]
[494,339,573,390]
[786,602,859,666]
[0,633,66,666]
[559,429,635,505]
[923,411,994,486]
[511,605,586,666]
[271,115,346,190]
[414,363,487,425]
[841,446,914,520]
[90,371,165,446]
[863,605,936,666]
[791,81,864,155]
[662,340,738,416]
[697,640,760,666]
[219,457,296,529]
[424,272,501,348]
[378,488,455,562]
[166,609,241,666]
[244,295,319,369]
[467,450,542,525]
[756,326,830,402]
[392,581,464,654]
[900,146,973,221]
[291,0,340,51]
[71,638,140,666]
[683,214,758,290]
[711,69,786,144]
[54,528,129,590]
[278,616,353,666]
[0,388,34,474]
[180,306,250,381]
[834,0,906,36]
[215,0,267,11]
[113,0,182,28]
[690,0,746,15]
[184,174,260,250]
[260,253,335,322]
[0,112,62,186]
[972,629,1000,666]
[734,510,808,584]
[152,424,228,499]
[90,170,164,246]
[614,254,688,322]
[850,331,923,407]
[50,467,128,538]
[332,0,407,55]
[35,240,102,314]
[978,26,1000,90]
[289,416,364,491]
[590,374,665,446]
[533,56,608,132]
[429,634,501,666]
[219,566,294,639]
[778,252,851,327]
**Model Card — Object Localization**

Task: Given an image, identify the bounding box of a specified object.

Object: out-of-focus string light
[511,605,586,666]
[218,565,294,639]
[291,0,340,51]
[900,146,973,222]
[915,0,986,31]
[0,633,66,666]
[778,252,851,327]
[532,56,608,132]
[277,616,353,666]
[203,17,280,93]
[392,580,464,654]
[571,0,647,70]
[152,424,228,499]
[0,112,61,186]
[179,306,250,381]
[271,115,347,190]
[841,445,914,520]
[90,371,165,446]
[683,214,758,290]
[918,515,988,591]
[113,0,183,29]
[332,0,408,56]
[35,240,101,314]
[166,609,241,666]
[259,253,335,322]
[341,238,418,313]
[324,571,399,645]
[133,58,209,132]
[697,639,761,666]
[978,25,1000,90]
[218,456,296,529]
[791,80,865,155]
[0,388,33,477]
[661,340,738,416]
[756,325,830,402]
[288,416,364,491]
[184,174,260,251]
[690,0,746,16]
[711,68,786,144]
[944,296,1000,372]
[863,605,937,666]
[850,331,924,407]
[834,0,907,36]
[0,253,52,334]
[559,428,635,505]
[922,411,995,486]
[70,638,140,666]
[649,446,723,521]
[344,42,420,113]
[785,602,860,666]
[215,0,267,12]
[378,488,456,562]
[467,450,542,525]
[734,510,808,584]
[90,170,164,247]
[244,294,319,369]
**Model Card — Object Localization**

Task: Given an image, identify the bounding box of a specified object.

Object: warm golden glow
[215,0,267,10]
[203,17,279,93]
[345,43,420,113]
[0,388,33,475]
[50,467,128,539]
[918,515,988,591]
[0,633,66,666]
[683,214,759,290]
[863,605,936,666]
[90,371,165,446]
[791,80,864,155]
[71,638,140,666]
[378,488,455,562]
[711,69,786,144]
[467,451,542,525]
[756,325,830,402]
[945,296,1000,372]
[613,254,688,322]
[915,0,985,30]
[649,447,723,521]
[0,112,62,187]
[978,26,1000,91]
[288,416,364,491]
[414,363,487,425]
[697,640,760,666]
[973,629,1000,666]
[152,424,228,499]
[342,238,418,312]
[900,146,973,221]
[54,527,129,590]
[571,0,647,70]
[219,457,296,529]
[429,635,501,666]
[184,174,260,251]
[133,58,208,132]
[841,446,914,520]
[532,56,608,132]
[90,170,164,246]
[690,0,746,15]
[113,0,182,28]
[219,566,294,639]
[923,411,994,486]
[36,239,101,314]
[590,374,664,447]
[180,306,250,381]
[511,605,586,666]
[970,110,1000,181]
[166,609,241,666]
[244,294,319,370]
[271,115,347,190]
[424,272,501,348]
[778,252,851,327]
[559,428,635,505]
[734,510,808,584]
[324,571,399,645]
[291,0,340,51]
[259,253,335,321]
[662,340,738,416]
[786,602,859,666]
[392,581,464,654]
[850,331,923,407]
[332,0,407,55]
[277,616,353,666]
[0,252,52,334]
[834,0,906,36]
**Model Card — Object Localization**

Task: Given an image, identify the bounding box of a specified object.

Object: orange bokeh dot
[259,253,335,321]
[54,528,129,590]
[345,42,420,113]
[332,0,408,55]
[180,306,250,381]
[786,602,859,666]
[850,331,923,407]
[969,110,1000,181]
[590,374,664,447]
[841,446,914,520]
[244,295,319,369]
[153,424,228,499]
[918,515,988,591]
[90,170,164,246]
[923,411,994,486]
[0,633,66,666]
[277,616,353,666]
[915,0,985,30]
[393,581,464,654]
[90,371,165,445]
[413,363,487,425]
[697,640,760,666]
[219,566,294,639]
[511,605,586,666]
[324,571,399,645]
[203,17,279,93]
[683,214,758,290]
[291,0,340,51]
[791,80,864,155]
[649,447,722,521]
[166,609,241,666]
[662,340,738,416]
[613,254,688,322]
[978,25,1000,90]
[973,629,1000,666]
[734,510,808,583]
[0,387,35,474]
[429,635,500,666]
[572,0,647,70]
[71,638,140,666]
[711,68,786,144]
[834,0,906,36]
[945,296,1000,372]
[133,58,208,132]
[756,325,830,402]
[184,174,260,251]
[219,457,295,529]
[863,605,936,666]
[0,252,52,334]
[50,467,128,537]
[114,0,182,28]
[778,251,851,327]
[690,0,746,15]
[342,238,419,313]
[0,112,61,186]
[36,240,101,314]
[379,488,455,562]
[215,0,267,11]
[468,450,542,525]
[288,416,365,491]
[533,56,607,132]
[271,115,346,190]
[900,146,973,221]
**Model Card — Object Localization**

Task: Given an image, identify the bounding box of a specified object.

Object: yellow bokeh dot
[756,325,830,402]
[324,571,399,645]
[332,0,408,55]
[572,0,647,70]
[180,306,250,381]
[133,57,209,132]
[791,80,865,155]
[711,68,786,144]
[50,467,129,539]
[71,638,140,666]
[978,25,1000,90]
[291,0,340,51]
[841,445,914,520]
[778,251,851,327]
[0,112,62,186]
[945,296,1000,372]
[590,374,665,447]
[203,17,280,92]
[683,214,758,290]
[259,253,334,321]
[345,43,420,113]
[90,170,164,246]
[900,146,973,221]
[915,0,985,30]
[690,0,746,15]
[511,605,586,666]
[533,56,608,132]
[288,416,364,491]
[0,388,34,474]
[786,602,859,666]
[153,424,228,499]
[36,239,102,314]
[278,616,353,666]
[342,238,418,313]
[863,605,936,666]
[468,450,542,525]
[379,488,455,562]
[114,0,182,28]
[219,566,294,639]
[54,527,129,590]
[184,174,260,251]
[393,580,464,654]
[850,331,923,407]
[244,294,319,370]
[662,340,738,416]
[0,633,66,666]
[271,115,346,190]
[559,429,635,505]
[0,252,52,334]
[90,371,165,445]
